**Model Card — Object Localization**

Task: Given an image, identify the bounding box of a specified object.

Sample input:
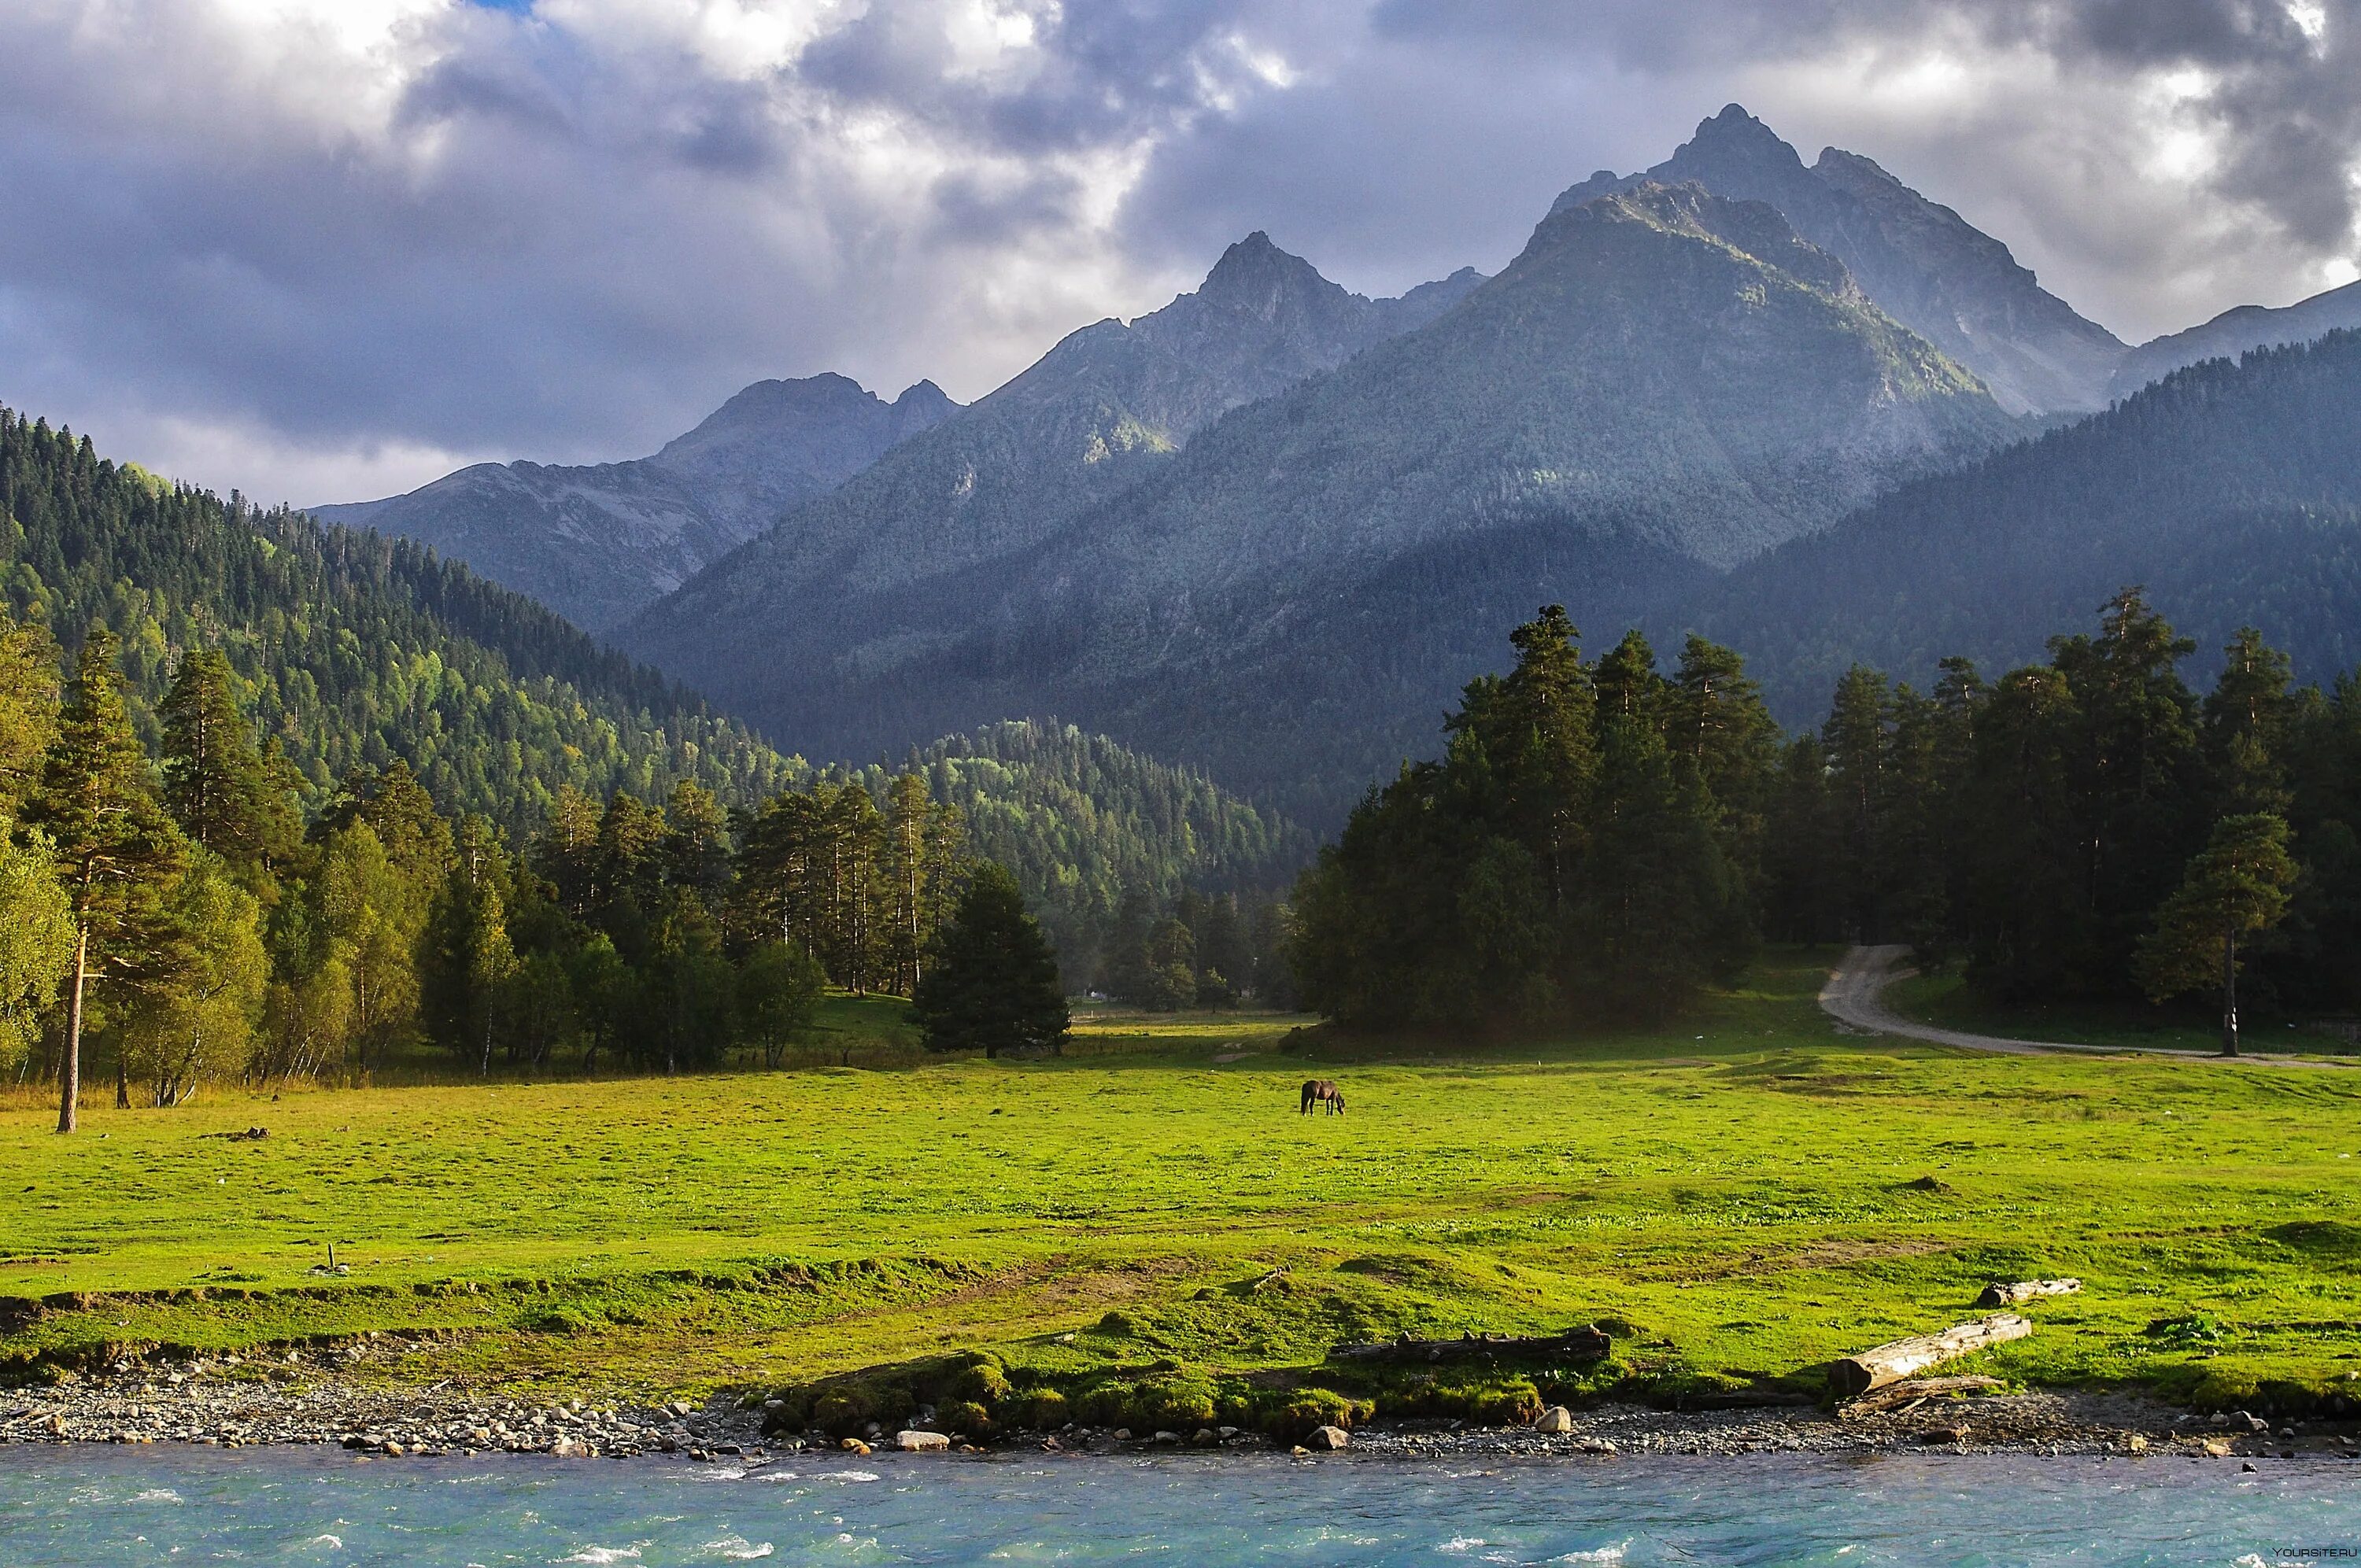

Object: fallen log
[1828,1315,2031,1398]
[1332,1326,1612,1365]
[1837,1374,2004,1415]
[1978,1278,2080,1308]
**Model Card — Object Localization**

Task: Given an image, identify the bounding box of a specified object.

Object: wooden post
[1829,1314,2032,1398]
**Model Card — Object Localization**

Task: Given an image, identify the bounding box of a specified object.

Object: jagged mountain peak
[1688,102,1808,162]
[1546,107,2123,413]
[1190,230,1353,320]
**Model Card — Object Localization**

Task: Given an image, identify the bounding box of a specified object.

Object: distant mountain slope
[885,718,1314,967]
[316,374,955,630]
[634,183,2018,823]
[619,234,1483,686]
[1555,105,2126,415]
[2112,279,2361,397]
[1683,331,2361,722]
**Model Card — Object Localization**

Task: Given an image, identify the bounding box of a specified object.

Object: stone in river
[896,1430,951,1452]
[1303,1426,1350,1452]
[1533,1406,1576,1433]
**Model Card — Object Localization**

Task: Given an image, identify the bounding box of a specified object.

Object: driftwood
[1837,1374,2004,1415]
[1828,1315,2032,1398]
[1334,1326,1613,1365]
[1978,1278,2081,1307]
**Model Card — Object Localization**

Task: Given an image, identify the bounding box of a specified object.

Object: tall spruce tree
[158,647,299,883]
[30,629,186,1132]
[2133,813,2297,1055]
[911,863,1069,1057]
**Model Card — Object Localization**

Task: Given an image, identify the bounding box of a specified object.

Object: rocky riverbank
[5,1360,2359,1466]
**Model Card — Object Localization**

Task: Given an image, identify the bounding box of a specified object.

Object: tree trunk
[2221,924,2240,1057]
[1829,1314,2034,1398]
[115,1042,129,1109]
[57,925,88,1134]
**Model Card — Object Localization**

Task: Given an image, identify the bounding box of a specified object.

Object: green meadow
[5,949,2359,1425]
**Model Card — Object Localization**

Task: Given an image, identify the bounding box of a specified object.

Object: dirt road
[1816,945,2346,1066]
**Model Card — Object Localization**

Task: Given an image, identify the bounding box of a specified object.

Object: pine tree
[158,647,298,882]
[424,816,519,1074]
[2202,628,2295,815]
[29,629,186,1132]
[0,615,61,821]
[2133,813,2297,1055]
[1821,666,1891,939]
[911,863,1069,1057]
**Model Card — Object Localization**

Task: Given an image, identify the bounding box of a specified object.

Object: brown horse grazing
[1300,1079,1345,1116]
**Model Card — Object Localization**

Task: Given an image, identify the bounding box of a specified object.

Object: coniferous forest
[1293,596,2361,1044]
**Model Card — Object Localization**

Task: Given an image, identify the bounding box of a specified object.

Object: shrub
[1011,1387,1068,1429]
[944,1352,1012,1405]
[940,1398,992,1436]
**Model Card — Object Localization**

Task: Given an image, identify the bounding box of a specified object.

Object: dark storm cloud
[1362,0,2361,252]
[0,0,2353,508]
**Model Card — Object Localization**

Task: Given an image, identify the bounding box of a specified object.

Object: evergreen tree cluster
[1290,607,1777,1029]
[1295,594,2355,1048]
[1095,888,1298,1012]
[1765,592,2346,1032]
[2,618,1054,1109]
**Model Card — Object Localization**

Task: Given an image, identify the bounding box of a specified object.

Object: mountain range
[322,103,2361,828]
[623,178,2019,817]
[314,374,956,631]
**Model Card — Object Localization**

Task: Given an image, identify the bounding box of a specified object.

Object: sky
[2,0,2356,507]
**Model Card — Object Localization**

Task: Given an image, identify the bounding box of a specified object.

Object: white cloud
[2,0,2356,510]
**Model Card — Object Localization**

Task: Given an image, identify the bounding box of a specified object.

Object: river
[2,1446,2356,1565]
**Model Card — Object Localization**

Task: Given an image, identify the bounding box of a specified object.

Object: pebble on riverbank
[6,1368,2356,1465]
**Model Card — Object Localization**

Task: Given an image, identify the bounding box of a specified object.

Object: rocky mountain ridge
[314,374,955,631]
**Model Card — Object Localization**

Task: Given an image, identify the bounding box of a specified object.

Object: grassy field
[5,948,2359,1429]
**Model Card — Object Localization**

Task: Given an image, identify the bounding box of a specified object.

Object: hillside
[1684,330,2361,721]
[316,374,956,629]
[877,718,1313,972]
[0,407,797,834]
[633,183,2016,822]
[1553,105,2126,415]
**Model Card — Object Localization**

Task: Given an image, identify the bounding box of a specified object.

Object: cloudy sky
[3,0,2355,507]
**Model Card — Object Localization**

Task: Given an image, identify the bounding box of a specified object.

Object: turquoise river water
[2,1447,2358,1566]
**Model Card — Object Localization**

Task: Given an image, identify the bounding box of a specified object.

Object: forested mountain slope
[0,407,799,835]
[315,374,955,631]
[637,183,2016,824]
[1553,105,2126,415]
[1685,331,2361,722]
[619,234,1483,719]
